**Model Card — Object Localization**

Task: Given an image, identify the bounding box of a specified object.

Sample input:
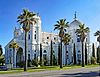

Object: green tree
[17,9,37,71]
[0,55,5,65]
[0,45,3,56]
[9,41,19,67]
[53,51,57,65]
[97,47,100,63]
[75,24,89,67]
[54,19,69,68]
[62,33,71,65]
[0,45,4,65]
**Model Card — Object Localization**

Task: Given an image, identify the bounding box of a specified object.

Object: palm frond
[94,30,100,36]
[76,24,89,42]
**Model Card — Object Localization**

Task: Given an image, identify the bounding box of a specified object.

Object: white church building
[5,14,91,68]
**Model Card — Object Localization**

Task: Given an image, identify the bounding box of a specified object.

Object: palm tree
[0,45,3,56]
[54,19,69,68]
[9,41,19,68]
[75,24,89,67]
[17,9,37,71]
[94,30,100,64]
[62,33,71,65]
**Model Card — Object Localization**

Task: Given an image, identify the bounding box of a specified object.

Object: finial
[74,11,77,20]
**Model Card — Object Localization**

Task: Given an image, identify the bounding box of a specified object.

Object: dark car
[0,66,8,71]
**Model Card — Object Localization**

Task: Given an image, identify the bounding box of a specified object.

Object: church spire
[74,11,77,20]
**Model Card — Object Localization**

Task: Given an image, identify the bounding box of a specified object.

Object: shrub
[91,57,97,64]
[28,60,32,67]
[53,55,57,65]
[31,59,38,67]
[16,61,24,68]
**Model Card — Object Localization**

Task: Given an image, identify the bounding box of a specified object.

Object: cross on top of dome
[74,11,77,20]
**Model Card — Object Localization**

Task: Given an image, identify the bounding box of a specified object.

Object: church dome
[70,20,82,27]
[69,19,82,30]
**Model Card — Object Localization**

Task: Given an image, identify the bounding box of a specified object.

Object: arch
[16,47,23,67]
[44,50,47,53]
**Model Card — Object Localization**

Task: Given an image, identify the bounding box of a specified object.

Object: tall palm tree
[54,19,69,68]
[62,33,71,65]
[0,45,3,56]
[94,30,100,64]
[17,9,37,71]
[75,24,89,67]
[9,41,19,68]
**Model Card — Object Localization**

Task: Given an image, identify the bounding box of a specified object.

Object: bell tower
[29,14,42,60]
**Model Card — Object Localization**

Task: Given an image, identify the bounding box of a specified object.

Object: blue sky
[0,0,100,53]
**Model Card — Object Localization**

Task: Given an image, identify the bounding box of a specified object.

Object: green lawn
[0,64,99,74]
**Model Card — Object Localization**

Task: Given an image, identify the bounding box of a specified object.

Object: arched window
[34,54,36,59]
[28,54,30,60]
[78,50,80,53]
[66,51,68,53]
[28,34,30,40]
[34,34,36,39]
[47,37,49,39]
[77,38,80,42]
[77,35,80,42]
[34,50,36,52]
[54,37,56,40]
[44,50,47,53]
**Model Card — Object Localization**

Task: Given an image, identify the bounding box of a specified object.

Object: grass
[0,64,99,74]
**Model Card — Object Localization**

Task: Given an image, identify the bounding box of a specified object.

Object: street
[0,66,100,77]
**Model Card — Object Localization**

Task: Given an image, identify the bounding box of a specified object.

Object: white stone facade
[5,15,91,68]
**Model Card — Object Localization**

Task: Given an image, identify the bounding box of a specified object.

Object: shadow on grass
[60,71,100,77]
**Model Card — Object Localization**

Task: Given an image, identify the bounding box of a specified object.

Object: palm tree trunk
[13,48,15,68]
[73,43,76,65]
[58,43,60,65]
[50,40,53,66]
[60,38,63,68]
[40,44,42,66]
[85,43,87,65]
[92,43,95,57]
[66,45,68,65]
[24,31,27,71]
[82,42,85,67]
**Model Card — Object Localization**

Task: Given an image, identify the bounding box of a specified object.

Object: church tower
[28,14,42,60]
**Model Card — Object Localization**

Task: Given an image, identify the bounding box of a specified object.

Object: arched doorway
[16,47,23,67]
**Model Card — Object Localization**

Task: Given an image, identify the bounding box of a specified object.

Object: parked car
[0,66,8,71]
